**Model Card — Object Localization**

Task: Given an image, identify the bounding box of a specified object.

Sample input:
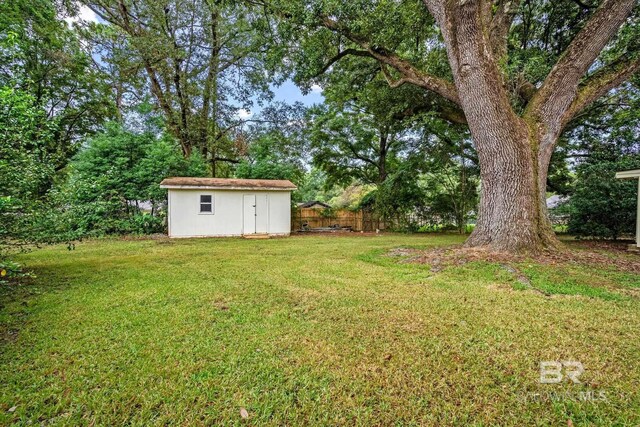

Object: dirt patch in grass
[386,241,639,300]
[393,241,640,275]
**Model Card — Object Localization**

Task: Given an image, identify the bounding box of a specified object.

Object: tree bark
[378,128,388,185]
[426,0,565,253]
[465,123,559,253]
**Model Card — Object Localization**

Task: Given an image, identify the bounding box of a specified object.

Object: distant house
[546,195,568,209]
[297,201,332,209]
[160,177,296,238]
[546,195,569,226]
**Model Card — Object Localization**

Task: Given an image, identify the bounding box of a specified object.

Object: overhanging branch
[313,48,372,77]
[379,64,422,88]
[486,0,523,59]
[319,15,460,105]
[526,0,636,128]
[561,56,640,129]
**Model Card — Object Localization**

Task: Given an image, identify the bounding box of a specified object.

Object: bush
[567,157,640,240]
[0,87,73,257]
[62,123,206,237]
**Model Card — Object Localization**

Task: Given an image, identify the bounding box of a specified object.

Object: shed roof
[160,177,297,191]
[615,169,640,179]
[297,200,332,208]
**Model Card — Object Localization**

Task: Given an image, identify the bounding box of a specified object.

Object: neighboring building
[160,177,296,238]
[615,169,640,248]
[546,194,568,209]
[297,201,332,209]
[546,194,569,226]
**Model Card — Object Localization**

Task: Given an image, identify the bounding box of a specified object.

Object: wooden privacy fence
[292,207,386,232]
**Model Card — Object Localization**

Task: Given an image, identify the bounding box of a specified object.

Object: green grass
[1,234,639,426]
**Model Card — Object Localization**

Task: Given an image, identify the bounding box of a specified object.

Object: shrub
[567,157,640,240]
[62,123,206,237]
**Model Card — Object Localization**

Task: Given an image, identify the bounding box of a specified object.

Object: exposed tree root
[389,240,640,275]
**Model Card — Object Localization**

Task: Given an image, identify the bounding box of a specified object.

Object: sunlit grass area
[1,234,639,425]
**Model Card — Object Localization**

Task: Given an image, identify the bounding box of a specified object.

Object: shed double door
[242,194,268,234]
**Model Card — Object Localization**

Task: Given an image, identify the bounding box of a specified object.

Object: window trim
[199,194,214,214]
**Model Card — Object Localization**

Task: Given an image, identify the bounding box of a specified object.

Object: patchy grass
[1,234,639,426]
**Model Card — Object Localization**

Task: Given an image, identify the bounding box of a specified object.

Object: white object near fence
[615,169,640,248]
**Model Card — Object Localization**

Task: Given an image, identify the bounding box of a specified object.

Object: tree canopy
[260,0,640,252]
[83,0,279,175]
[1,0,639,255]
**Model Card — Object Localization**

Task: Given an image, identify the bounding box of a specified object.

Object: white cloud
[237,109,252,119]
[65,5,99,26]
[310,84,323,94]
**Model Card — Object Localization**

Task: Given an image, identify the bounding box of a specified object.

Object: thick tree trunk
[465,124,560,253]
[430,0,562,253]
[321,0,635,253]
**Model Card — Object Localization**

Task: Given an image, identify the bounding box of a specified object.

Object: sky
[272,81,324,107]
[66,6,324,120]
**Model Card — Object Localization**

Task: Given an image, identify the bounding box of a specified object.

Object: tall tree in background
[562,77,640,162]
[309,77,480,228]
[1,0,115,256]
[265,0,640,252]
[235,102,307,181]
[83,0,275,176]
[308,81,436,188]
[64,122,207,236]
[309,82,436,227]
[0,88,58,255]
[417,115,479,233]
[0,0,114,175]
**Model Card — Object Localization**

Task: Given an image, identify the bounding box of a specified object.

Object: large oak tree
[265,0,640,252]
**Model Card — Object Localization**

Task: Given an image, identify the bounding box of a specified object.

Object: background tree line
[1,0,639,263]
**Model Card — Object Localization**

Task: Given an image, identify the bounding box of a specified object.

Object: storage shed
[160,177,296,238]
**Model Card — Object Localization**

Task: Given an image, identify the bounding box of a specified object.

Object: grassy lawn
[1,234,639,425]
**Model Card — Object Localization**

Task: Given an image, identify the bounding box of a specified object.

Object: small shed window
[199,195,213,213]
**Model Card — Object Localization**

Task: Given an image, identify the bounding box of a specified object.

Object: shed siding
[167,189,291,237]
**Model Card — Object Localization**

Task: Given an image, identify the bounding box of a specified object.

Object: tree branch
[487,0,523,60]
[313,48,372,77]
[379,64,424,89]
[526,0,636,131]
[561,56,640,129]
[214,156,240,164]
[390,92,468,125]
[569,0,595,9]
[319,15,460,105]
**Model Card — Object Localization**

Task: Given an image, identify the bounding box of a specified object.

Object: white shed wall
[167,189,291,237]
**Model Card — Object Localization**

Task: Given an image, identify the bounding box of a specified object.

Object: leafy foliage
[0,87,72,257]
[83,0,277,174]
[62,123,207,236]
[567,156,640,240]
[0,0,114,259]
[235,137,302,182]
[235,102,307,183]
[421,164,479,233]
[0,0,115,169]
[293,168,340,204]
